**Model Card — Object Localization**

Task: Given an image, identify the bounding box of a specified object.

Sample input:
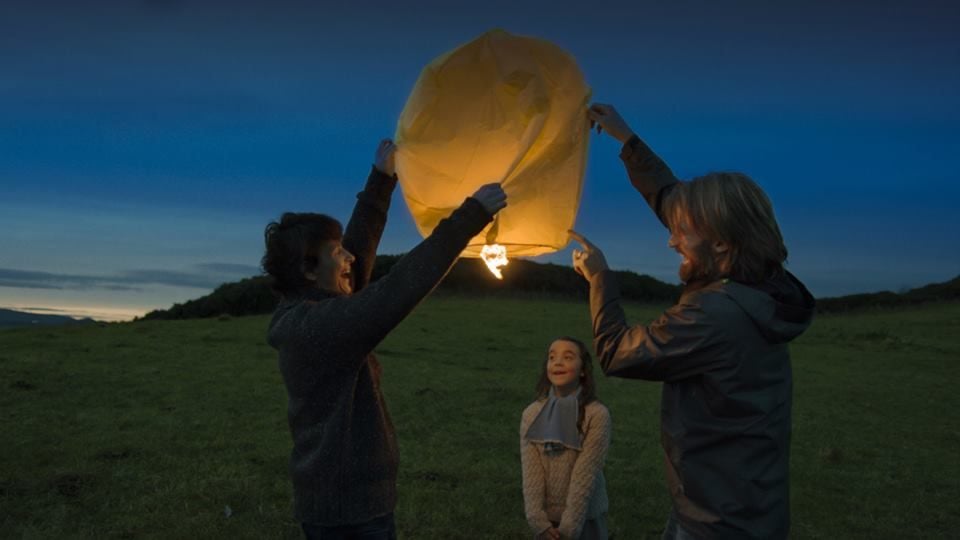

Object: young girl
[521,337,611,540]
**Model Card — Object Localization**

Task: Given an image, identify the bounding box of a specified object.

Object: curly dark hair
[534,336,599,435]
[261,212,343,295]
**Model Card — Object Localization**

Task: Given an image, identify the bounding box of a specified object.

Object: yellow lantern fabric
[395,29,591,258]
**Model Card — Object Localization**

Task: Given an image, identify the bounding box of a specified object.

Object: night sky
[1,0,958,320]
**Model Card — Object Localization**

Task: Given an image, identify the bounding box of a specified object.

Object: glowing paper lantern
[395,29,591,277]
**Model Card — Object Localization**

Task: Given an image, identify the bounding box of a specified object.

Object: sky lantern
[395,29,591,279]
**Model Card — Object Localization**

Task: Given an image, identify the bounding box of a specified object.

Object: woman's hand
[374,139,397,177]
[470,183,508,216]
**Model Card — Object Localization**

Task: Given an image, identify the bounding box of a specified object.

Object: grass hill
[142,251,959,321]
[0,308,95,329]
[815,274,960,313]
[1,297,957,538]
[142,256,681,320]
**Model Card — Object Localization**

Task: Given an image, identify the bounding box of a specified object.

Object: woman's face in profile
[311,240,355,295]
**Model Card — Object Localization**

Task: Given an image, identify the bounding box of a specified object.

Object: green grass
[1,298,958,539]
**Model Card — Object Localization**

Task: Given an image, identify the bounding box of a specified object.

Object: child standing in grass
[521,337,612,540]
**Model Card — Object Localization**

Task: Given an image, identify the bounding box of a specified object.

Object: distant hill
[815,274,960,313]
[142,256,682,320]
[141,254,960,321]
[0,309,96,329]
[141,276,278,321]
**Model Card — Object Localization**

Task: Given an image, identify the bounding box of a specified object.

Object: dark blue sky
[1,0,958,319]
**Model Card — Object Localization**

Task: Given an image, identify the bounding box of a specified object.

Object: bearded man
[571,104,815,540]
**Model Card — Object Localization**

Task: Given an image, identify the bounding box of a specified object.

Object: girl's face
[546,339,583,395]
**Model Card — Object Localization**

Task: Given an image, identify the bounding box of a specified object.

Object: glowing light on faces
[315,241,355,294]
[480,244,509,279]
[547,339,583,395]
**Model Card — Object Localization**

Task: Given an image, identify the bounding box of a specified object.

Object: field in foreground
[1,297,958,539]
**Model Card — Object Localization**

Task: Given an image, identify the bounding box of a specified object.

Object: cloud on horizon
[0,263,260,292]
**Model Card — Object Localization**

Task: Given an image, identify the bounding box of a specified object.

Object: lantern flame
[480,244,509,279]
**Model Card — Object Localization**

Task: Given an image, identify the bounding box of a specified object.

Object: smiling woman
[310,241,356,295]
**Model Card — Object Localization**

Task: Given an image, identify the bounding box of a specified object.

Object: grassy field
[1,297,958,539]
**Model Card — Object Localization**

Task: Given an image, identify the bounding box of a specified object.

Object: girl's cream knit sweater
[520,399,611,539]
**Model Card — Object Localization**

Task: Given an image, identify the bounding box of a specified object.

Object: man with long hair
[263,139,506,539]
[571,104,815,539]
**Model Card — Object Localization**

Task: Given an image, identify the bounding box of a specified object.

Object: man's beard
[679,242,720,284]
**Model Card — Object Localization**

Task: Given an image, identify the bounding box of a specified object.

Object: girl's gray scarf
[524,386,582,451]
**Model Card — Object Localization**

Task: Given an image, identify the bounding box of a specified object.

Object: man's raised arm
[588,103,680,227]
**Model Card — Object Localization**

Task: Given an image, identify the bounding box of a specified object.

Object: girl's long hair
[535,336,598,435]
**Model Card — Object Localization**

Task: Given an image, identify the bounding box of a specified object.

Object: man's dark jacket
[267,169,492,525]
[589,137,815,539]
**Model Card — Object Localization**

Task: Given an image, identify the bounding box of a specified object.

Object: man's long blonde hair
[664,172,788,284]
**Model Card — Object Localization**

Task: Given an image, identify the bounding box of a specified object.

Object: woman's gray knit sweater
[268,168,492,525]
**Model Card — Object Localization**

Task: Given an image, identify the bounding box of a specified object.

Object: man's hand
[374,139,397,177]
[536,527,561,540]
[569,229,609,281]
[471,183,508,216]
[587,103,635,144]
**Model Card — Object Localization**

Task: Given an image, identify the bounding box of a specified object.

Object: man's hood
[724,271,815,344]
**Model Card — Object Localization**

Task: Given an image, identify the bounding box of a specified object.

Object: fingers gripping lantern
[395,29,591,278]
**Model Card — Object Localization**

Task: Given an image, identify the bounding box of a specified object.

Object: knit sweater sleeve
[297,197,492,359]
[521,403,553,536]
[558,403,611,540]
[342,167,398,292]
